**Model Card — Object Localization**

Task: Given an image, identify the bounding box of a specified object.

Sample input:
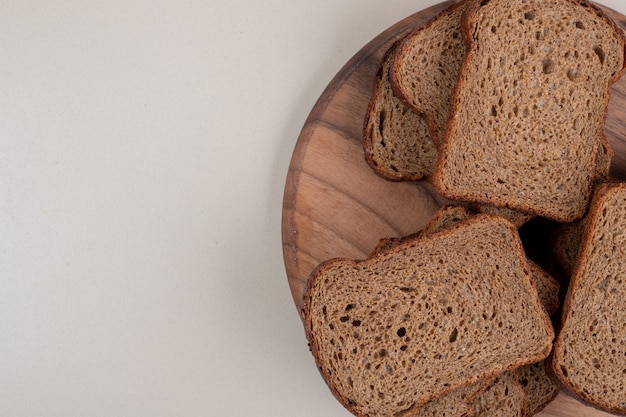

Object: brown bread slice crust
[421,211,559,415]
[470,370,526,417]
[433,0,626,222]
[303,215,554,417]
[363,41,438,181]
[551,183,626,415]
[527,260,560,317]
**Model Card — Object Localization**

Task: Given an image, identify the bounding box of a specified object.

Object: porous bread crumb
[434,0,625,222]
[303,215,554,417]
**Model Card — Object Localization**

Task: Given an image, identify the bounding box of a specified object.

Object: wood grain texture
[282,2,626,416]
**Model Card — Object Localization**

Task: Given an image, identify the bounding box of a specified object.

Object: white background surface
[2,1,625,416]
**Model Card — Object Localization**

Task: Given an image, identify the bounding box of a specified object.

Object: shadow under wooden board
[282,1,626,416]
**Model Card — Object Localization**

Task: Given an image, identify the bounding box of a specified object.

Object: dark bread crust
[302,215,554,417]
[433,0,626,222]
[550,182,626,415]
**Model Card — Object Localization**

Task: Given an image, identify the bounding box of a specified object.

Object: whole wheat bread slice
[550,176,623,276]
[551,182,626,415]
[367,206,473,257]
[414,379,493,417]
[366,207,559,416]
[550,219,586,277]
[519,361,560,416]
[363,41,438,181]
[303,215,554,417]
[470,370,526,417]
[391,0,470,146]
[527,260,560,317]
[432,0,625,222]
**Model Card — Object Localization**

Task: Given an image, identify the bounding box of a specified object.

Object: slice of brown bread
[519,361,560,416]
[419,209,559,415]
[303,215,554,417]
[551,182,626,415]
[527,260,560,317]
[433,0,626,222]
[470,370,526,417]
[363,41,438,181]
[367,206,473,257]
[550,177,623,276]
[391,0,470,146]
[365,210,560,416]
[415,379,492,417]
[366,208,560,416]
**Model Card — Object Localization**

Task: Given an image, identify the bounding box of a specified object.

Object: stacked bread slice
[432,0,624,222]
[302,0,626,416]
[367,205,561,417]
[303,215,554,417]
[551,183,626,415]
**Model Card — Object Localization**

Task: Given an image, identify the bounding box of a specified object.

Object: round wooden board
[282,2,626,416]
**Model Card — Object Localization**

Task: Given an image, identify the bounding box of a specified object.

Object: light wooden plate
[282,1,626,416]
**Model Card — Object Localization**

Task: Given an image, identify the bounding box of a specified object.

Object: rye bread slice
[391,0,470,146]
[527,259,561,317]
[367,206,473,256]
[303,215,554,417]
[363,41,438,181]
[550,219,587,277]
[432,0,626,222]
[550,177,623,276]
[364,209,560,416]
[414,379,492,417]
[366,207,559,416]
[519,361,560,416]
[470,370,526,417]
[551,182,626,415]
